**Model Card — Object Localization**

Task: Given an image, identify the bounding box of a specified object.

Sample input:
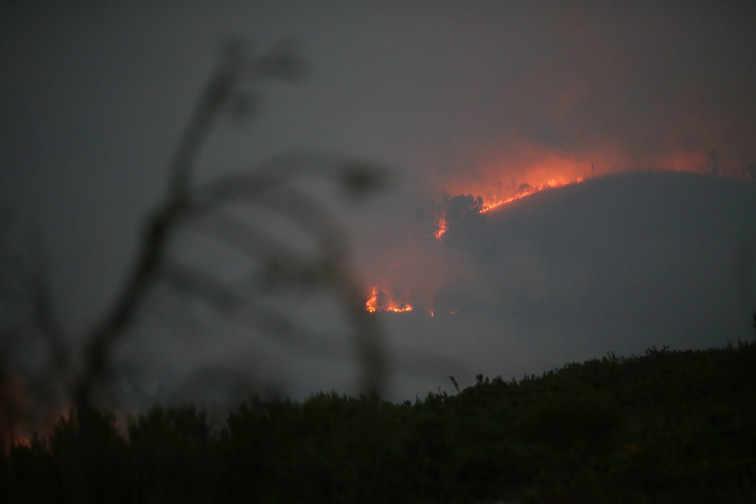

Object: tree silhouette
[441,194,486,248]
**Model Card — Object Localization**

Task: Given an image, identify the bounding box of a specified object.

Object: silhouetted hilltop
[3,342,755,503]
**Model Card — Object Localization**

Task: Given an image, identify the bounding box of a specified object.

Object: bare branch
[158,258,353,360]
[187,150,387,214]
[165,49,240,199]
[54,40,389,410]
[26,232,69,373]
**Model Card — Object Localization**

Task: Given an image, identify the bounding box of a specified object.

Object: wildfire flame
[433,215,448,241]
[478,176,585,213]
[365,286,413,313]
[366,146,756,315]
[362,286,461,316]
[432,173,586,241]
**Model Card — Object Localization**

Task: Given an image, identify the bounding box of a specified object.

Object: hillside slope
[385,171,756,397]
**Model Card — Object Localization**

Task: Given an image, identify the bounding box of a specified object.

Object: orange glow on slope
[432,154,590,240]
[430,144,601,236]
[478,176,585,213]
[447,149,594,212]
[368,139,756,314]
[365,286,413,313]
[437,138,753,220]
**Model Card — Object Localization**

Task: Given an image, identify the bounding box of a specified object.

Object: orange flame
[433,214,448,241]
[365,286,413,313]
[370,143,756,316]
[362,287,462,316]
[478,176,585,213]
[432,168,587,241]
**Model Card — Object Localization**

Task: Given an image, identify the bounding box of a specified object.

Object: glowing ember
[433,214,448,241]
[365,286,413,313]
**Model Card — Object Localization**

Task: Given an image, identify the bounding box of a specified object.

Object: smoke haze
[2,2,756,403]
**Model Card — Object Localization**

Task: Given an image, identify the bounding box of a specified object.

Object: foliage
[2,342,756,503]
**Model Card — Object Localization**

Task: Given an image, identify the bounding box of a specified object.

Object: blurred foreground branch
[1,40,388,435]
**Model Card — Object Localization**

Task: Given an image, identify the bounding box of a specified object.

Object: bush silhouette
[518,392,622,452]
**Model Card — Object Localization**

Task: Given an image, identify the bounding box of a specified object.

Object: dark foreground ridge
[3,342,755,503]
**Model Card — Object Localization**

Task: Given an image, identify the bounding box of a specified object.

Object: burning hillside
[361,158,756,316]
[433,174,587,242]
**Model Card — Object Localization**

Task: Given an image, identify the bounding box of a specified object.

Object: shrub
[518,392,622,452]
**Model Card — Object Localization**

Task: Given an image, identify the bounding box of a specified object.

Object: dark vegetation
[2,342,755,503]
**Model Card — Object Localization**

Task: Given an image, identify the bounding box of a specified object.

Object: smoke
[3,2,756,405]
[408,3,756,201]
[375,172,756,396]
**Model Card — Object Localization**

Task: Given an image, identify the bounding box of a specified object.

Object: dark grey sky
[2,2,756,400]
